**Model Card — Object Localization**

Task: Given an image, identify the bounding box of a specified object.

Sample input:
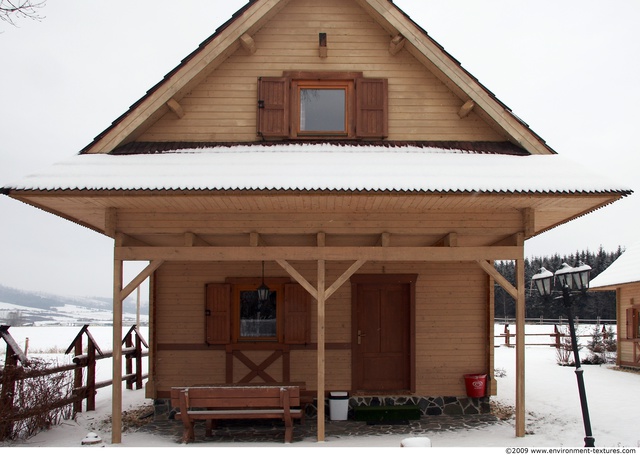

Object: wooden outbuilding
[2,0,632,444]
[590,242,640,369]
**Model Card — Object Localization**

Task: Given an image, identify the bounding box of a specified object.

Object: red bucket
[464,374,487,398]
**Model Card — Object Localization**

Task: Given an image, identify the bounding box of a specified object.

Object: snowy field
[1,324,639,452]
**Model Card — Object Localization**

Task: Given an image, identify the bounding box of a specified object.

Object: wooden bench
[170,385,303,444]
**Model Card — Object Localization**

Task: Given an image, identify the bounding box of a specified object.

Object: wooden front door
[352,275,415,392]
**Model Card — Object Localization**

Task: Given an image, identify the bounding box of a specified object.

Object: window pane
[300,89,345,132]
[239,290,277,338]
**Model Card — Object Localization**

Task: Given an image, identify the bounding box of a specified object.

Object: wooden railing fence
[496,323,615,348]
[0,324,148,440]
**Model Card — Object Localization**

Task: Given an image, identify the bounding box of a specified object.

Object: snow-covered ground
[1,325,638,451]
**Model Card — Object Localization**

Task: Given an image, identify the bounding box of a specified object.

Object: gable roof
[79,0,554,156]
[590,242,640,290]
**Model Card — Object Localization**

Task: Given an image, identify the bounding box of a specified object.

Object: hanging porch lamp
[257,261,270,303]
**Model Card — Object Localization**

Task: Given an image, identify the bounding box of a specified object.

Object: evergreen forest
[494,246,625,321]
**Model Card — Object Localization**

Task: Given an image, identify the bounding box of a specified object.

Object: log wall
[137,0,504,143]
[151,260,491,397]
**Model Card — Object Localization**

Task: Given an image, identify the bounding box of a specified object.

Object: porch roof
[3,144,632,196]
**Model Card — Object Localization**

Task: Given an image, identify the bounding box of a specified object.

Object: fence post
[86,337,97,411]
[0,342,18,440]
[72,334,83,414]
[504,324,511,347]
[135,330,143,390]
[553,324,561,349]
[65,325,103,413]
[0,325,28,441]
[125,329,133,391]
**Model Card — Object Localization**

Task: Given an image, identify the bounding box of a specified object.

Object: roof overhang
[3,145,631,241]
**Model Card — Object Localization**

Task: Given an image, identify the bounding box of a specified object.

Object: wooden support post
[515,259,526,437]
[112,257,123,444]
[316,259,326,442]
[274,255,365,443]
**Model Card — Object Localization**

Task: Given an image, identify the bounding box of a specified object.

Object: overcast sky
[1,0,638,299]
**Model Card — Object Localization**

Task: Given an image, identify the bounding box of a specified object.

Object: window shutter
[628,308,639,339]
[205,283,231,345]
[356,78,388,138]
[284,283,311,344]
[257,77,289,138]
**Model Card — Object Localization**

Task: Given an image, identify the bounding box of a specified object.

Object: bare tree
[0,0,45,27]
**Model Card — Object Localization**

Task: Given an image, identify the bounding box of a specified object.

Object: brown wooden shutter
[205,283,231,344]
[257,77,289,138]
[627,308,639,339]
[356,78,388,138]
[283,283,311,344]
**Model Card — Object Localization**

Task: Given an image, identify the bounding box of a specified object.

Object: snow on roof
[3,144,632,194]
[590,242,640,288]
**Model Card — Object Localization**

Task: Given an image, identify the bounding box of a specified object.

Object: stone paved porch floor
[138,414,501,445]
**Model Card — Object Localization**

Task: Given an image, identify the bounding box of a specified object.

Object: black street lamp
[531,262,595,447]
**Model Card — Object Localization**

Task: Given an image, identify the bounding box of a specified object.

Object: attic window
[297,81,350,136]
[258,72,388,140]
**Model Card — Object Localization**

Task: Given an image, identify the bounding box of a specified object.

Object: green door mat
[354,405,421,423]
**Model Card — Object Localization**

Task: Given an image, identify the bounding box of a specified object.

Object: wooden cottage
[590,242,640,369]
[1,0,632,443]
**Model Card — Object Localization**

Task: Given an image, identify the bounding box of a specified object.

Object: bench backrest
[171,386,300,409]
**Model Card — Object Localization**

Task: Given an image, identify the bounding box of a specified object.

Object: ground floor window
[205,279,310,345]
[238,286,278,340]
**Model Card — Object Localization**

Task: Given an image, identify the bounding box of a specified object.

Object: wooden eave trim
[6,193,105,235]
[82,0,292,155]
[359,0,555,156]
[115,245,524,262]
[531,194,628,238]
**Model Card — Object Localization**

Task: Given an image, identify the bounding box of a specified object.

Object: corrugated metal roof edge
[4,187,633,196]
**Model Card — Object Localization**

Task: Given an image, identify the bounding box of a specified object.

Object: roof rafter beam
[184,232,210,246]
[458,99,475,119]
[492,232,525,247]
[166,98,185,119]
[389,34,405,55]
[378,232,391,247]
[522,208,536,238]
[239,33,257,55]
[433,232,458,247]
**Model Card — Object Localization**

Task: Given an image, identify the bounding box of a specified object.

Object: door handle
[357,330,366,345]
